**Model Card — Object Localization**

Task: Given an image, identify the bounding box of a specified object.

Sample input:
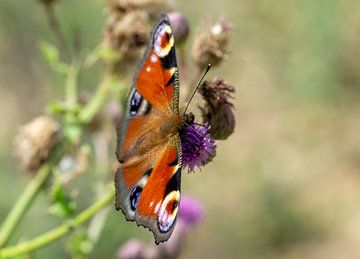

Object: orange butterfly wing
[115,15,182,243]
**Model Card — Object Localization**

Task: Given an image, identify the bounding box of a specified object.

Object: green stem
[65,61,79,108]
[78,72,114,124]
[0,165,51,248]
[63,60,81,144]
[43,2,71,62]
[0,188,115,258]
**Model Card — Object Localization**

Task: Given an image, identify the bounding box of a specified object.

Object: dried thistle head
[13,116,61,173]
[198,78,235,140]
[106,0,166,12]
[104,10,150,60]
[192,19,232,69]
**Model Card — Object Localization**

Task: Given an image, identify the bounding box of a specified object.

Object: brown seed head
[106,0,166,11]
[198,78,235,140]
[192,19,232,69]
[104,10,150,60]
[13,116,61,173]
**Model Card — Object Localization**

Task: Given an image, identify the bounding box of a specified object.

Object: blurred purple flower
[116,239,144,259]
[179,195,204,228]
[116,196,204,259]
[116,239,159,259]
[180,122,216,172]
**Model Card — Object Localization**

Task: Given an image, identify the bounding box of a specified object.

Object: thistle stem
[78,71,115,124]
[65,61,79,108]
[0,188,115,258]
[0,165,51,248]
[43,3,71,61]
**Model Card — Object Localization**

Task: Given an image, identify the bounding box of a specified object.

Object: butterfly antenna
[182,64,211,116]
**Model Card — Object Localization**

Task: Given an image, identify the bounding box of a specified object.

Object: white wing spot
[150,54,158,63]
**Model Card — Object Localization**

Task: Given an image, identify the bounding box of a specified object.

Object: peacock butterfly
[115,14,189,244]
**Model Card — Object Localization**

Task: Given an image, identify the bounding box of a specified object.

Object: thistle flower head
[199,78,235,140]
[13,116,61,173]
[104,10,150,60]
[180,119,216,173]
[107,0,166,11]
[192,19,232,69]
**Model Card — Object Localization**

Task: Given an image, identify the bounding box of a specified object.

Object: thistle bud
[192,19,232,69]
[198,78,235,140]
[167,12,190,46]
[13,116,61,173]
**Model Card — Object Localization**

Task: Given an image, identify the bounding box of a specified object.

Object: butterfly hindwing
[115,15,182,243]
[135,136,181,243]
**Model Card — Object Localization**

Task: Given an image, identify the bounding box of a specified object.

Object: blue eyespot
[129,186,142,211]
[130,90,142,116]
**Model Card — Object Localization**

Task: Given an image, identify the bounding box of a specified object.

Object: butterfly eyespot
[157,190,180,233]
[130,90,142,116]
[165,30,172,41]
[129,186,143,211]
[129,89,151,117]
[154,23,174,58]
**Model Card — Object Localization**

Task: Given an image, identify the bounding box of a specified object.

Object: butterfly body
[115,15,185,244]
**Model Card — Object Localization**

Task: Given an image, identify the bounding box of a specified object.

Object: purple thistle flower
[180,121,216,172]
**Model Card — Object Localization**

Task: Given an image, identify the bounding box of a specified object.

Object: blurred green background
[1,0,360,258]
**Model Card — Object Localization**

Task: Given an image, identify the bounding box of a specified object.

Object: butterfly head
[180,112,195,128]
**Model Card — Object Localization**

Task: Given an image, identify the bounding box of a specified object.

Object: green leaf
[82,45,121,69]
[47,101,68,115]
[49,181,76,219]
[47,101,81,116]
[67,230,93,258]
[39,41,69,74]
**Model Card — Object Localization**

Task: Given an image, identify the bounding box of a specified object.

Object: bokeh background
[1,0,360,258]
